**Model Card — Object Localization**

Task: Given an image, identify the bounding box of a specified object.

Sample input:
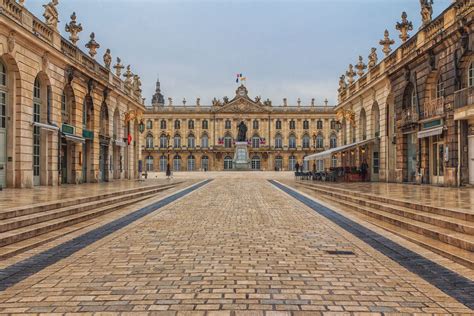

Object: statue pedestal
[233,142,250,170]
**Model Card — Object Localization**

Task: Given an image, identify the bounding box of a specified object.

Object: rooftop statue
[379,30,395,57]
[103,49,112,69]
[43,0,59,29]
[65,12,82,45]
[420,0,434,27]
[368,48,378,69]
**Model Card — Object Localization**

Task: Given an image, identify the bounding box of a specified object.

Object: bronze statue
[237,121,247,142]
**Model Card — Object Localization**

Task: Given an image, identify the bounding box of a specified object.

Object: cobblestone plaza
[0,0,473,314]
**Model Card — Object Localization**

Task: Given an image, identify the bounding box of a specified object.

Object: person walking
[295,162,300,173]
[166,163,172,180]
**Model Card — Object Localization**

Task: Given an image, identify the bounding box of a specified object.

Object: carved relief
[7,31,15,53]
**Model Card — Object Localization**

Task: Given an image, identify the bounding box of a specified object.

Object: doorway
[406,133,417,183]
[430,136,444,185]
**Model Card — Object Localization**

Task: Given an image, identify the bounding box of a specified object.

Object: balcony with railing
[420,97,444,120]
[401,107,419,126]
[454,86,474,110]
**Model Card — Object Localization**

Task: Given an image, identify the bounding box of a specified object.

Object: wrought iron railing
[420,97,444,120]
[454,86,474,109]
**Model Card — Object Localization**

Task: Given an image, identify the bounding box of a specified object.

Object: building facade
[141,84,337,172]
[310,0,472,187]
[0,0,145,188]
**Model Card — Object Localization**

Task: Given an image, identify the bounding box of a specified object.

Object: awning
[305,138,376,161]
[32,121,59,132]
[62,133,85,143]
[417,126,443,139]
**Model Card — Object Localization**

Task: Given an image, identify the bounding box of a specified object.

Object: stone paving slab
[0,176,472,313]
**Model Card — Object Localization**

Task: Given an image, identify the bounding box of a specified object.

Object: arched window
[173,155,181,171]
[330,133,337,149]
[411,88,417,109]
[372,103,380,137]
[0,60,7,186]
[99,103,109,136]
[201,134,209,148]
[359,108,367,141]
[317,120,323,129]
[113,108,120,140]
[187,155,195,171]
[146,119,153,129]
[436,76,444,99]
[316,134,324,149]
[33,77,41,181]
[275,134,282,149]
[469,62,474,87]
[160,155,167,172]
[173,134,181,148]
[251,155,261,170]
[288,155,296,171]
[224,135,232,148]
[303,120,309,130]
[403,83,415,110]
[252,135,260,148]
[253,119,259,130]
[276,119,282,130]
[225,119,231,129]
[188,119,194,130]
[187,134,195,148]
[302,134,310,148]
[202,119,208,129]
[160,134,168,148]
[0,61,6,87]
[174,120,180,129]
[289,120,296,130]
[146,155,153,172]
[275,156,283,170]
[201,156,209,171]
[146,134,154,148]
[160,119,166,129]
[289,134,296,149]
[224,156,233,170]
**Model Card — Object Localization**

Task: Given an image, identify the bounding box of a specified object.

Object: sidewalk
[0,179,178,210]
[292,180,474,213]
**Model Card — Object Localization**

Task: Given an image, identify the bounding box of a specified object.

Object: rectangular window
[373,152,379,174]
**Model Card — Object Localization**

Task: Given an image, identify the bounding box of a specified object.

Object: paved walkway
[0,176,471,314]
[0,179,180,210]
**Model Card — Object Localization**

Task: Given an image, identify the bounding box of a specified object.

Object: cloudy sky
[28,0,451,106]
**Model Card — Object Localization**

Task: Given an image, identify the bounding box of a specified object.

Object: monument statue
[237,121,247,142]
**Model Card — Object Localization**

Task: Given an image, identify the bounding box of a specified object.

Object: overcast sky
[27,0,451,106]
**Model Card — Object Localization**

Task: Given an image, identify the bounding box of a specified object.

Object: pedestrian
[166,163,172,180]
[295,162,300,173]
[361,159,369,182]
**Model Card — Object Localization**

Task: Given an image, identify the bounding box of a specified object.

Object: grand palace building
[307,0,473,187]
[0,0,145,188]
[141,84,337,172]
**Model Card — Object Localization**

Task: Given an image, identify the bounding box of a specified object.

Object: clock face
[238,89,246,96]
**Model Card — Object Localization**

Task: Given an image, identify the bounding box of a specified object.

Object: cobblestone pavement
[0,176,472,314]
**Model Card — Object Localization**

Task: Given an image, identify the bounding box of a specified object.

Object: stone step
[316,191,474,252]
[298,183,474,235]
[0,222,89,260]
[0,192,162,248]
[298,181,474,222]
[0,182,181,221]
[314,194,474,269]
[0,184,176,234]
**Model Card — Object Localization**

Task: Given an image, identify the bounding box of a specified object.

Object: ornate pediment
[214,85,270,113]
[216,98,269,113]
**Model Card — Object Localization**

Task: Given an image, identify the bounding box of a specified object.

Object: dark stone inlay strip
[269,180,474,310]
[0,179,212,292]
